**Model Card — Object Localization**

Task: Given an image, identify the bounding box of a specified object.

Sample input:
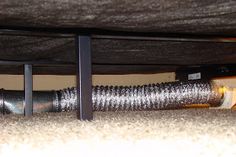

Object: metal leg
[75,35,93,120]
[24,64,33,116]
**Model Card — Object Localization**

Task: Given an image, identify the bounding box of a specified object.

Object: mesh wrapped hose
[0,80,222,114]
[53,80,222,112]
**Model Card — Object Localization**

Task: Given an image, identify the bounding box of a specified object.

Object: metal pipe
[24,64,33,116]
[1,90,54,114]
[0,80,223,114]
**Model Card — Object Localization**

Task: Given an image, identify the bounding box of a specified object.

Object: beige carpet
[0,109,236,157]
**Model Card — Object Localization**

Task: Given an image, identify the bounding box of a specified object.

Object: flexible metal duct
[0,80,222,114]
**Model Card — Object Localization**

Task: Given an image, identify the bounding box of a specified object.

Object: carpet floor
[0,109,236,157]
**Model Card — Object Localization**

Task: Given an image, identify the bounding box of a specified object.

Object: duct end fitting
[214,86,236,109]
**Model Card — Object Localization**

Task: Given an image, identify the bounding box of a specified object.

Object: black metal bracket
[75,35,93,120]
[24,64,33,116]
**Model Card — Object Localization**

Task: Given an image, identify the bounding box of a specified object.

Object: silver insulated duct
[0,80,223,114]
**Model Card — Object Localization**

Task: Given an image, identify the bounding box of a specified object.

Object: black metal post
[75,35,93,120]
[24,64,33,116]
